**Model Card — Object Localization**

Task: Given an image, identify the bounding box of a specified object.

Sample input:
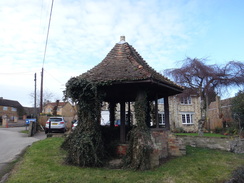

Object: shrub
[227,166,244,183]
[173,127,185,133]
[214,127,224,134]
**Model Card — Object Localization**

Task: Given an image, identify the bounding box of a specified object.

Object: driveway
[0,127,46,182]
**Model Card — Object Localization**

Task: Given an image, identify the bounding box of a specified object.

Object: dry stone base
[178,136,244,154]
[150,130,186,168]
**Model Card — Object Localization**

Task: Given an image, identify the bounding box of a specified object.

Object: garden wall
[177,136,244,154]
[150,130,186,168]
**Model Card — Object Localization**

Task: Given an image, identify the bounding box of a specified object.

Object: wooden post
[164,96,170,130]
[155,94,159,129]
[109,102,115,127]
[127,102,131,126]
[120,102,126,143]
[40,68,43,114]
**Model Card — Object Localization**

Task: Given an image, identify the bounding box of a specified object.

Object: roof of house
[0,97,23,108]
[80,36,183,91]
[24,107,40,115]
[45,102,68,108]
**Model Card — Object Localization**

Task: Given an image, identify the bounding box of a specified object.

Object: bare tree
[29,90,56,107]
[164,57,244,135]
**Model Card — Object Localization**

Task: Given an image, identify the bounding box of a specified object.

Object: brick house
[0,97,24,122]
[207,96,233,130]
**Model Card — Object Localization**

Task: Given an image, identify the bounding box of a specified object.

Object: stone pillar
[2,115,8,128]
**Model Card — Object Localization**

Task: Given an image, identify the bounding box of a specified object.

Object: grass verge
[7,137,244,183]
[20,130,28,134]
[174,133,227,137]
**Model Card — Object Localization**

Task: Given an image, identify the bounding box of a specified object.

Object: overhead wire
[0,72,33,75]
[42,0,55,67]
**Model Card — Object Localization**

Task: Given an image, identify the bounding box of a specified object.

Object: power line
[0,72,33,75]
[42,0,54,67]
[44,69,64,85]
[40,0,55,113]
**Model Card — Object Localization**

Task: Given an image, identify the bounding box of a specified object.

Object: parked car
[72,120,78,130]
[45,117,67,134]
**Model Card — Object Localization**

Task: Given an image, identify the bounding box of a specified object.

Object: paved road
[0,127,46,181]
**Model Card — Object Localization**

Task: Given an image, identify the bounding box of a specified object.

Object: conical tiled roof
[80,36,182,91]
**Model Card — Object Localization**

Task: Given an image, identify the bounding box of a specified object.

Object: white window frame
[3,106,8,111]
[181,113,194,124]
[158,112,165,125]
[181,97,192,105]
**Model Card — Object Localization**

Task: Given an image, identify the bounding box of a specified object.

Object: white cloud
[0,0,243,106]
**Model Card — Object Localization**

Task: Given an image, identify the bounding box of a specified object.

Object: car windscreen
[49,118,63,122]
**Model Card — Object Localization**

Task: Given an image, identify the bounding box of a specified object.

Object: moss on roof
[80,40,182,90]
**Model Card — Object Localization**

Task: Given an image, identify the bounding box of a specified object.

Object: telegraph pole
[34,73,37,117]
[40,68,43,114]
[40,0,54,114]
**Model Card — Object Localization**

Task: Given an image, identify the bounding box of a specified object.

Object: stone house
[41,101,76,128]
[166,95,201,132]
[43,101,76,117]
[0,97,24,122]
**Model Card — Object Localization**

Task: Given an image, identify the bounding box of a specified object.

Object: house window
[3,106,8,111]
[181,113,193,124]
[11,107,17,112]
[181,97,191,105]
[158,113,165,125]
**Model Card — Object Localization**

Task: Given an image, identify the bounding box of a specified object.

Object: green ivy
[124,91,152,170]
[62,77,105,167]
[62,77,154,170]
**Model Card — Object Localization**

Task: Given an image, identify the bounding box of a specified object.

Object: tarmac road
[0,127,46,182]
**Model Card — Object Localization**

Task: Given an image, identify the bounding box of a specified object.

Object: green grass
[174,133,227,137]
[20,130,28,134]
[7,137,244,183]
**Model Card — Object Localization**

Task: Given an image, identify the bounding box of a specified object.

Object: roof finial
[120,36,125,41]
[118,36,126,44]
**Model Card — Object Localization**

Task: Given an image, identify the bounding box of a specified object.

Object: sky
[0,0,243,107]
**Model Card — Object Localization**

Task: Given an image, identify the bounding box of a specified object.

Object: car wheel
[45,129,48,134]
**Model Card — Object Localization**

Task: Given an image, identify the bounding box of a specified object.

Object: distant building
[156,95,201,132]
[101,94,201,132]
[207,96,233,130]
[24,107,40,118]
[0,97,24,122]
[43,101,76,117]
